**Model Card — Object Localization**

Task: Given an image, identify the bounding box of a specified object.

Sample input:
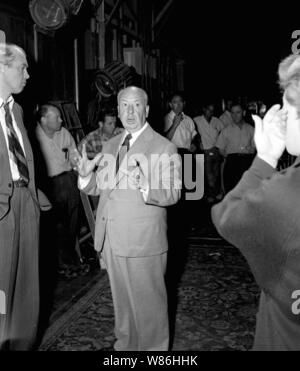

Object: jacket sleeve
[211,156,295,294]
[146,143,181,207]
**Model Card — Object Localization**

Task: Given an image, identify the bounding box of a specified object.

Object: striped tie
[4,103,29,183]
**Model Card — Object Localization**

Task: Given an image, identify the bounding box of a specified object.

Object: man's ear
[146,105,150,118]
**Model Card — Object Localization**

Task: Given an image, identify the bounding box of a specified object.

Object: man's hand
[70,144,103,178]
[252,105,287,168]
[172,113,183,128]
[120,160,149,191]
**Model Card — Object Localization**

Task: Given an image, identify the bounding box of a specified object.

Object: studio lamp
[29,0,83,31]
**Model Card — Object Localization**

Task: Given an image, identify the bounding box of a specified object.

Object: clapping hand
[252,105,287,167]
[70,144,103,177]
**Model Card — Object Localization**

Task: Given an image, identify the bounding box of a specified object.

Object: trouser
[223,154,255,194]
[203,149,221,197]
[48,171,80,264]
[102,238,169,351]
[0,186,40,350]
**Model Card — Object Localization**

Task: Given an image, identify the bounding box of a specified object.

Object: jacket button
[102,217,105,221]
[8,183,12,188]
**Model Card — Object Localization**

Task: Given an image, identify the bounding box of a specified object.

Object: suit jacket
[0,102,41,220]
[82,124,181,257]
[211,156,300,350]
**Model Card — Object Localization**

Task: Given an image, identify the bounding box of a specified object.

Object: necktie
[4,103,29,183]
[115,133,132,175]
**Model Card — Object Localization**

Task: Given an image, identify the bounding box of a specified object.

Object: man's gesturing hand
[70,144,103,177]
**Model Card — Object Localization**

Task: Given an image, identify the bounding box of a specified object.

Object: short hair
[230,101,244,111]
[0,43,26,67]
[202,101,215,110]
[99,109,117,122]
[117,86,148,105]
[278,54,300,112]
[35,103,61,123]
[169,91,185,103]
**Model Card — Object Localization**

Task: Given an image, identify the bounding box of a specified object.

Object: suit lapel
[12,103,37,198]
[0,124,8,156]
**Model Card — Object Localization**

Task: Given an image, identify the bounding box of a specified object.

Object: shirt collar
[0,95,14,109]
[124,122,149,142]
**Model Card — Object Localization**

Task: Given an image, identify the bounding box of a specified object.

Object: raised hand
[70,144,103,178]
[252,105,287,167]
[172,113,183,128]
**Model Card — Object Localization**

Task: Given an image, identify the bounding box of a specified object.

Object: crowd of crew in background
[32,92,273,281]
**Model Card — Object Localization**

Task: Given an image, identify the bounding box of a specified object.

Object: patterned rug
[38,244,260,351]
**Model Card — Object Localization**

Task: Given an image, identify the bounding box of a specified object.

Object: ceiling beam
[105,0,123,26]
[153,0,174,28]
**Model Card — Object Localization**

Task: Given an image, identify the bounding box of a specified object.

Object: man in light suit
[73,86,181,351]
[0,43,49,350]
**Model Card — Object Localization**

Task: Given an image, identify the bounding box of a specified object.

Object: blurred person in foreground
[212,54,300,351]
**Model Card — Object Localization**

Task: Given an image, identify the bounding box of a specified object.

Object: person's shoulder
[150,127,177,151]
[218,124,230,135]
[104,131,123,148]
[113,127,124,136]
[244,122,255,131]
[183,114,193,122]
[13,101,22,111]
[212,116,224,126]
[193,115,203,123]
[61,126,72,136]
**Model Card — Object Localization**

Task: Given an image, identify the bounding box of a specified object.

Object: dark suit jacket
[0,102,39,220]
[212,156,300,350]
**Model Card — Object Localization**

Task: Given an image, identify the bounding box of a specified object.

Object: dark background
[161,1,300,113]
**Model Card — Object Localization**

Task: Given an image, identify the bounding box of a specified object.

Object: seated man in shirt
[194,102,224,203]
[78,109,124,160]
[164,92,197,155]
[216,102,256,193]
[35,104,81,277]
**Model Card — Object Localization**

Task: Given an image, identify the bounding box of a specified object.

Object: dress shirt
[0,96,26,181]
[36,125,76,177]
[164,111,197,150]
[216,122,255,156]
[193,115,224,149]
